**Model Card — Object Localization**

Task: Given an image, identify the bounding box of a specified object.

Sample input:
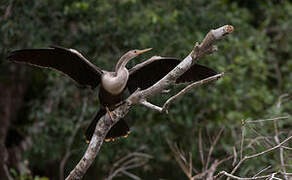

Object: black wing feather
[7,46,102,89]
[127,58,217,93]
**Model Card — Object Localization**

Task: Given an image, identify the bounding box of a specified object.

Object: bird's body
[101,69,129,95]
[7,46,217,142]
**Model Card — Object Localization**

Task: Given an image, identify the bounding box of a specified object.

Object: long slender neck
[115,54,132,72]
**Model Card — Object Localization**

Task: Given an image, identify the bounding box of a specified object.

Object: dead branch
[205,128,224,171]
[245,116,289,123]
[216,170,280,180]
[167,141,196,179]
[169,129,231,180]
[252,165,272,178]
[227,136,292,179]
[198,129,205,170]
[232,146,237,166]
[273,103,288,180]
[65,25,234,180]
[161,73,224,113]
[106,152,152,180]
[139,100,163,113]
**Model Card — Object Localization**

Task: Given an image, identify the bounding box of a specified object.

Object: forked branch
[65,25,234,180]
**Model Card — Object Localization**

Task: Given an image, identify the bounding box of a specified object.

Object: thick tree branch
[65,25,234,180]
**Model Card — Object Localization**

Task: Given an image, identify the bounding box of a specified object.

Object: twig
[252,165,271,178]
[189,152,193,178]
[168,141,194,179]
[139,100,163,113]
[216,171,279,180]
[282,146,292,150]
[273,104,288,180]
[199,129,205,170]
[268,172,282,180]
[245,116,289,123]
[276,94,289,108]
[106,152,152,180]
[246,136,273,151]
[162,73,224,113]
[240,121,245,160]
[232,146,238,167]
[192,156,232,180]
[112,152,152,169]
[121,170,141,180]
[205,128,224,171]
[245,124,274,148]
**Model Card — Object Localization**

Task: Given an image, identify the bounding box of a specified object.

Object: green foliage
[1,0,291,179]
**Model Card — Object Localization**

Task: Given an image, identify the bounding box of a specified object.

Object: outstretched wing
[7,46,102,89]
[127,57,217,93]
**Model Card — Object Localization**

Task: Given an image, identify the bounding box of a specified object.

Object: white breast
[101,68,129,95]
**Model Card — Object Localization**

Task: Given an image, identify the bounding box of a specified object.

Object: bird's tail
[85,108,130,142]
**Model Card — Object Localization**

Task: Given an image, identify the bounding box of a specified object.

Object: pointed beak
[136,48,152,55]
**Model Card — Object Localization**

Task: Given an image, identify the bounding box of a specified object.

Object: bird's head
[126,48,152,59]
[115,48,152,71]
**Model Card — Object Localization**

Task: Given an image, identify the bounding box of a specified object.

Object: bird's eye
[134,50,137,53]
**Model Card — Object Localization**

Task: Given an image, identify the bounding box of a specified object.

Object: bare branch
[268,172,282,180]
[192,156,232,180]
[276,94,290,108]
[232,147,237,167]
[273,105,288,180]
[282,146,292,150]
[198,129,205,170]
[205,128,224,171]
[246,136,272,151]
[245,116,290,123]
[245,124,274,148]
[66,25,234,180]
[168,141,195,179]
[121,170,141,180]
[139,100,164,113]
[252,165,272,178]
[105,151,152,180]
[162,73,224,113]
[216,171,280,180]
[228,136,292,178]
[240,121,245,160]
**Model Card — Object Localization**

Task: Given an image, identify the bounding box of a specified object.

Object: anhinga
[7,46,217,142]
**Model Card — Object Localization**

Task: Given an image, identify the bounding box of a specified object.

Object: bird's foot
[106,107,114,120]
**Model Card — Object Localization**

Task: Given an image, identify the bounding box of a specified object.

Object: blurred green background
[0,0,291,179]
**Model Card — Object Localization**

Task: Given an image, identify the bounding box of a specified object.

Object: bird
[7,46,217,142]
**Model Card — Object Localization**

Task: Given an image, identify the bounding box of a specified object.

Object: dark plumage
[127,57,217,93]
[7,46,102,88]
[7,46,217,142]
